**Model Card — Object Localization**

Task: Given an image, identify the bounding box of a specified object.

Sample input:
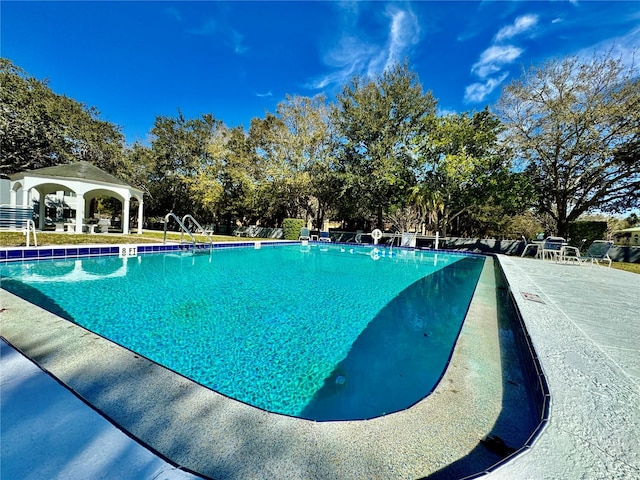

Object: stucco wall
[0,178,10,205]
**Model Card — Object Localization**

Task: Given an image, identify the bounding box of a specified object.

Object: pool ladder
[163,213,213,253]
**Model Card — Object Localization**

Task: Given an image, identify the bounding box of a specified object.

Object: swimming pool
[0,244,485,421]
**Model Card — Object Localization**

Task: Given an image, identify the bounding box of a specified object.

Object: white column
[122,197,130,235]
[75,194,85,233]
[137,199,143,234]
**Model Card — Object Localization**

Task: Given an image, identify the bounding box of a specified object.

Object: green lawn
[0,230,243,247]
[612,262,640,275]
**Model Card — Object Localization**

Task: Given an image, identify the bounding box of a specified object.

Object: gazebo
[8,161,144,234]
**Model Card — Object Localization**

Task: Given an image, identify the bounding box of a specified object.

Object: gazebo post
[74,194,85,233]
[37,188,46,230]
[137,199,143,234]
[123,197,130,235]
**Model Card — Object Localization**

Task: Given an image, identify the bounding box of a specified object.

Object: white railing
[23,219,38,247]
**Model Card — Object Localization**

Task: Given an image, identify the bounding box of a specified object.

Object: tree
[248,113,306,224]
[0,58,125,175]
[332,61,437,227]
[275,94,336,229]
[416,109,525,237]
[148,112,221,218]
[247,95,335,226]
[494,52,640,238]
[190,125,259,226]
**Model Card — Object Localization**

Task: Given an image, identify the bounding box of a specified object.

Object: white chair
[562,240,614,267]
[299,227,311,241]
[541,236,566,261]
[318,231,332,242]
[520,236,541,257]
[98,218,110,233]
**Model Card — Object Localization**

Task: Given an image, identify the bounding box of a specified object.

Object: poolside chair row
[299,228,331,242]
[522,237,614,267]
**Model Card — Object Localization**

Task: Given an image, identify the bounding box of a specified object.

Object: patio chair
[559,239,586,264]
[97,218,110,233]
[562,240,614,267]
[299,227,311,241]
[541,236,566,261]
[520,235,542,257]
[318,231,331,242]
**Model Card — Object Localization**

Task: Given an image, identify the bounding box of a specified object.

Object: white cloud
[191,20,217,36]
[472,45,523,79]
[464,72,509,103]
[165,7,182,22]
[383,7,420,70]
[437,107,458,117]
[309,5,420,91]
[494,14,539,42]
[464,13,531,104]
[306,35,378,89]
[256,91,273,98]
[230,29,248,55]
[576,25,640,70]
[190,20,248,55]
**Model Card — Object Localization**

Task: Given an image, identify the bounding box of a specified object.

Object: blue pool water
[0,244,485,420]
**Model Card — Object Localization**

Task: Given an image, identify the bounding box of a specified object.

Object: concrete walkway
[488,256,640,479]
[0,338,204,480]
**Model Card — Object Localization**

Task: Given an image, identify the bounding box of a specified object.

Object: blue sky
[2,1,639,145]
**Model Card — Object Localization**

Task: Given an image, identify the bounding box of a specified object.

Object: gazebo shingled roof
[9,161,132,188]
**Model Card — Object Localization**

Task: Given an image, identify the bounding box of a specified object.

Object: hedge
[283,218,306,240]
[568,221,608,251]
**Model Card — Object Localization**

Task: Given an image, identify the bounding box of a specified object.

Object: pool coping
[1,245,544,479]
[486,255,640,479]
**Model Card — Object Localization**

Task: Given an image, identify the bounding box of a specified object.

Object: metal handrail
[182,214,213,250]
[163,213,197,249]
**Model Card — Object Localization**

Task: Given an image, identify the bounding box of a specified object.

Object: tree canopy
[0,58,125,176]
[332,62,437,227]
[5,52,636,238]
[495,52,640,237]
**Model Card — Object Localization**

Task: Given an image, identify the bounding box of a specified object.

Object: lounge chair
[299,227,311,241]
[562,240,614,267]
[521,235,542,257]
[318,231,331,242]
[541,236,566,261]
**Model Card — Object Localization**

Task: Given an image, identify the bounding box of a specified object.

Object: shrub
[283,218,306,240]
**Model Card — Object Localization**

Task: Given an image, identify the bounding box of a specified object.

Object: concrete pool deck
[1,253,639,479]
[488,255,640,479]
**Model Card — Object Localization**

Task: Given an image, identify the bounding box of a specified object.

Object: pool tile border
[0,241,484,264]
[0,241,302,263]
